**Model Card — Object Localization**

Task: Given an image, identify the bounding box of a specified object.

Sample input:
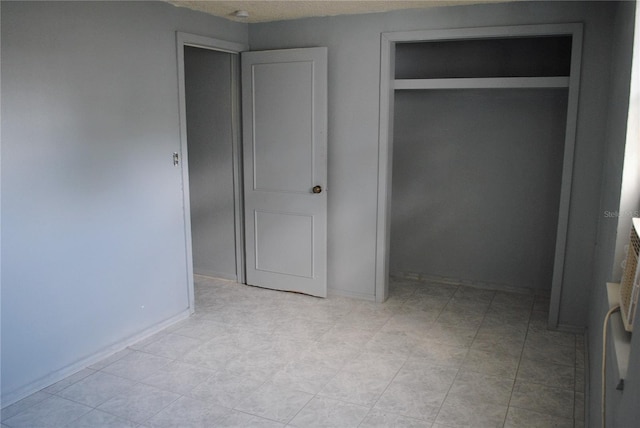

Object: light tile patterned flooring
[2,276,586,427]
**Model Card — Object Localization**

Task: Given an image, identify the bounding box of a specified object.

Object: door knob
[312,185,322,194]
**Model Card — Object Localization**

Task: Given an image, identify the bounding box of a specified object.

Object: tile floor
[1,276,586,427]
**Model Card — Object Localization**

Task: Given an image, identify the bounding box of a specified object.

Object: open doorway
[176,33,248,311]
[184,46,237,280]
[177,35,329,307]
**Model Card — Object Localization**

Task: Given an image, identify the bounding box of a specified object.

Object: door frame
[375,23,583,329]
[176,32,249,312]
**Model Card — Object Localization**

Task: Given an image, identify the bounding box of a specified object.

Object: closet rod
[394,76,570,90]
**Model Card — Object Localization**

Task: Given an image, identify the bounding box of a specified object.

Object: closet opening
[375,25,583,329]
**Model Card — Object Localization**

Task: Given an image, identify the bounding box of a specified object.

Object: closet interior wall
[389,36,572,295]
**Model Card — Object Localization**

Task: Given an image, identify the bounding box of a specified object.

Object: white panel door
[242,47,327,297]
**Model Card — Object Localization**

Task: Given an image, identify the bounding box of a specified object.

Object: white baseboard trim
[1,309,191,408]
[391,271,552,297]
[193,268,237,281]
[328,287,375,301]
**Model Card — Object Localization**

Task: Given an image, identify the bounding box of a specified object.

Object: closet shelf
[393,76,570,90]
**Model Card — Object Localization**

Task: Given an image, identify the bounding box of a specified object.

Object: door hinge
[173,152,180,166]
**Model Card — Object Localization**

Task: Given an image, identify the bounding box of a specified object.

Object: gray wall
[390,89,567,291]
[586,1,640,426]
[249,1,616,326]
[0,1,247,404]
[185,47,237,280]
[1,0,632,411]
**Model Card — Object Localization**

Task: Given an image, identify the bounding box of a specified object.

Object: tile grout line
[427,284,496,424]
[503,296,535,427]
[359,284,429,425]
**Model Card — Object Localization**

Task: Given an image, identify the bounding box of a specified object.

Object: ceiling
[168,0,509,23]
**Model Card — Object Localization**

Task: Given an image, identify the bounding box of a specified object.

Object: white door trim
[375,23,583,330]
[176,32,249,313]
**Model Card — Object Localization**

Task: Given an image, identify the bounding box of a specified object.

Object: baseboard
[328,287,375,301]
[193,268,237,281]
[1,309,191,408]
[391,271,551,297]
